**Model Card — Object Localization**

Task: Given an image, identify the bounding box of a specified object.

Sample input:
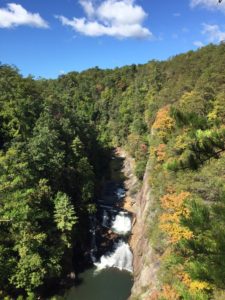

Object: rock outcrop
[117,148,160,299]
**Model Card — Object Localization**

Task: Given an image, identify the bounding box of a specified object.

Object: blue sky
[0,0,224,78]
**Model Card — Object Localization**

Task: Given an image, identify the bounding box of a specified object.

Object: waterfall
[111,211,132,235]
[102,210,109,228]
[94,240,133,273]
[90,174,132,275]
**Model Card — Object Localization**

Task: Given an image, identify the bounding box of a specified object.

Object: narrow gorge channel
[64,150,134,300]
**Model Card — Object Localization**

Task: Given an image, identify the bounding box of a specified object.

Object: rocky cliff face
[118,149,160,300]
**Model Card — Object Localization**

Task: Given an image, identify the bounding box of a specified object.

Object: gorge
[0,43,224,300]
[65,151,134,299]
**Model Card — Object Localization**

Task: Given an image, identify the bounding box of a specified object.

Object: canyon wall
[119,149,160,300]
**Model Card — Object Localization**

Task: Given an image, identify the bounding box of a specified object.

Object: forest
[0,42,225,299]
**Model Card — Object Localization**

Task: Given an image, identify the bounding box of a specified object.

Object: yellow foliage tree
[178,270,211,294]
[152,106,175,138]
[160,192,193,244]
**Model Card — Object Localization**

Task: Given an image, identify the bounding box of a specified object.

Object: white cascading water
[94,240,133,273]
[92,184,133,274]
[111,211,132,235]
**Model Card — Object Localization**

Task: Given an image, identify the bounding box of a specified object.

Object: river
[65,268,133,300]
[64,153,134,300]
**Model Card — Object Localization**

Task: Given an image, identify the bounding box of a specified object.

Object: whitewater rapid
[92,182,133,274]
[94,240,133,273]
[111,211,132,235]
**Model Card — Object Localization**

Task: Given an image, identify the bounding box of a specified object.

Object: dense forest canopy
[0,42,225,299]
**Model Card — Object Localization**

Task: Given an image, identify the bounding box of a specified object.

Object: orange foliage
[178,270,211,292]
[178,270,192,287]
[152,106,175,138]
[156,144,167,162]
[159,284,180,300]
[160,192,193,243]
[140,143,148,153]
[160,192,190,213]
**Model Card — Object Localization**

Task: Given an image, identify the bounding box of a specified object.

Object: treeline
[0,42,224,299]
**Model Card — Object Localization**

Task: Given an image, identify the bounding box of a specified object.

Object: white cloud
[79,0,95,17]
[202,23,225,42]
[57,0,151,39]
[190,0,225,13]
[193,40,204,47]
[96,0,147,25]
[0,3,48,28]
